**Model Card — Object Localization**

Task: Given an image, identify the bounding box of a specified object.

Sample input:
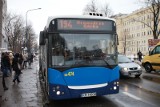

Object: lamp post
[25,8,41,54]
[137,41,139,53]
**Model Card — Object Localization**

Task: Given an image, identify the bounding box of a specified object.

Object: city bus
[39,15,120,100]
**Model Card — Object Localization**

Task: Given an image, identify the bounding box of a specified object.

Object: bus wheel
[43,103,50,107]
[144,63,152,73]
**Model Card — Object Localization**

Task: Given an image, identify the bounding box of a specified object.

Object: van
[142,42,160,72]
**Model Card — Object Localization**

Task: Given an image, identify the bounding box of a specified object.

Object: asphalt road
[45,77,160,107]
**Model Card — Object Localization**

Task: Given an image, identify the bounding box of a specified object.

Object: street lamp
[25,8,41,54]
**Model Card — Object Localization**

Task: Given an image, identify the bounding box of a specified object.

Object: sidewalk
[0,60,43,107]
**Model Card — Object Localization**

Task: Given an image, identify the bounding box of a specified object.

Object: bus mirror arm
[43,31,47,38]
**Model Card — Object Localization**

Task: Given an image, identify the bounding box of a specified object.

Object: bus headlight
[56,91,61,95]
[113,86,117,90]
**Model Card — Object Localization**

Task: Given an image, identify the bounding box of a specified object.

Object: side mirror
[39,31,46,45]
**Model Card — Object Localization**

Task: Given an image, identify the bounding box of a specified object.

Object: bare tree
[26,24,37,53]
[32,39,39,53]
[83,0,98,12]
[83,0,113,17]
[136,0,160,39]
[121,30,131,55]
[5,13,24,53]
[5,12,36,53]
[5,13,17,50]
[101,3,113,17]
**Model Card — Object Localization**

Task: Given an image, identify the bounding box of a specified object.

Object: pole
[137,41,138,53]
[25,8,41,54]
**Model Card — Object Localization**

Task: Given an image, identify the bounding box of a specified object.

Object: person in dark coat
[12,53,21,83]
[28,53,34,68]
[1,52,9,90]
[137,50,142,62]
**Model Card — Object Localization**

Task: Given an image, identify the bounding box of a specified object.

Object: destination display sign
[57,19,113,31]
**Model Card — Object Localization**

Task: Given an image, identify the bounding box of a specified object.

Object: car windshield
[118,55,132,63]
[48,33,117,67]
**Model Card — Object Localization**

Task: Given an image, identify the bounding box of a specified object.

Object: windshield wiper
[103,59,112,69]
[118,61,131,63]
[92,57,113,69]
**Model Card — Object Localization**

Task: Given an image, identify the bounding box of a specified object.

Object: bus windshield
[49,33,117,68]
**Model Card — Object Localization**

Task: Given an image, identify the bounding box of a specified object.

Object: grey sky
[7,0,142,34]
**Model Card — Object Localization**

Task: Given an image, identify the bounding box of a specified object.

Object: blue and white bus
[39,15,120,100]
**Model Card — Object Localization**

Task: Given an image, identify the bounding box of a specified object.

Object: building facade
[115,7,159,57]
[0,0,7,49]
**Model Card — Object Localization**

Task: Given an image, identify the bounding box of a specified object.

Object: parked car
[118,54,142,78]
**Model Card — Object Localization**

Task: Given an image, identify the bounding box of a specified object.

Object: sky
[7,0,143,35]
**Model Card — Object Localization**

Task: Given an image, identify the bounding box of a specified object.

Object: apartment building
[0,0,7,49]
[114,7,158,57]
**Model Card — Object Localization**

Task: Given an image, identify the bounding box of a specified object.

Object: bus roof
[45,15,115,29]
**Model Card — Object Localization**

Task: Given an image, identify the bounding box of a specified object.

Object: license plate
[131,72,138,75]
[81,92,96,97]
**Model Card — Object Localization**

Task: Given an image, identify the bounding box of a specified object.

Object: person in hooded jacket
[12,53,21,83]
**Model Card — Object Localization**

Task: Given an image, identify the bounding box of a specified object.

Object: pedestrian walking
[19,53,24,73]
[28,53,34,68]
[12,53,21,83]
[137,50,142,62]
[22,53,28,69]
[8,52,14,75]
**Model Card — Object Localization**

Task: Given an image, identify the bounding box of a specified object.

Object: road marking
[122,92,141,100]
